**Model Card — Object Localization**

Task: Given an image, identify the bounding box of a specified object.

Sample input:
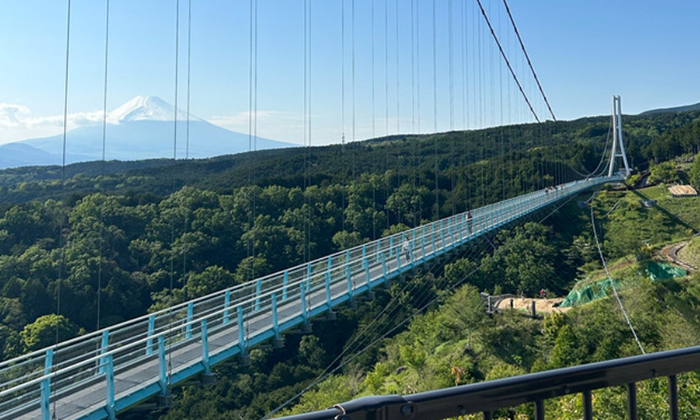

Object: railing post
[431,223,436,255]
[272,292,280,338]
[254,280,262,312]
[223,289,231,324]
[186,302,193,339]
[669,375,679,420]
[627,382,638,420]
[99,330,109,373]
[237,306,246,353]
[201,319,210,373]
[376,240,381,263]
[40,349,53,420]
[389,236,394,256]
[146,314,155,354]
[158,335,167,394]
[300,283,309,325]
[326,256,333,309]
[421,226,426,260]
[306,262,312,290]
[535,399,545,420]
[282,271,289,301]
[346,256,353,296]
[583,390,593,420]
[105,354,116,420]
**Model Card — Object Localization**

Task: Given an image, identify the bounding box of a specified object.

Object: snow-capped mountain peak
[108,95,195,123]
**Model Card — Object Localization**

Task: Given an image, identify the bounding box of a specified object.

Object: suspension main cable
[474,0,539,123]
[501,0,555,121]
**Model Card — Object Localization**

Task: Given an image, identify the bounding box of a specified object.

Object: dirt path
[494,297,570,314]
[660,241,697,271]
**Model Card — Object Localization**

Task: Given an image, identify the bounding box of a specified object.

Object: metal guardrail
[0,176,618,420]
[279,344,700,420]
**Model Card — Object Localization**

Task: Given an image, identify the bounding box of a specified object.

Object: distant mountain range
[0,96,296,169]
[640,101,700,115]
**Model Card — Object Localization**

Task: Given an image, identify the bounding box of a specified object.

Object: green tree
[690,153,700,188]
[186,266,237,299]
[21,314,81,352]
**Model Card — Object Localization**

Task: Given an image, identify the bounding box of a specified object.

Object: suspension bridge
[0,174,625,420]
[0,1,642,420]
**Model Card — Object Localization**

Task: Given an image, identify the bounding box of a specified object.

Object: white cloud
[0,103,31,128]
[0,103,105,144]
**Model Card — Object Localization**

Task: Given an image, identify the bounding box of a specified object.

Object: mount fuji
[0,96,296,169]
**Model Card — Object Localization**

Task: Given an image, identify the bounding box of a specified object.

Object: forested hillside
[1,110,699,205]
[0,110,699,419]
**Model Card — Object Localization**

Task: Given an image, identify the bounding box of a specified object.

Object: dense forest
[0,109,699,418]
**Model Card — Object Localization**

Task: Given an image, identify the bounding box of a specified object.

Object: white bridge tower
[607,95,631,177]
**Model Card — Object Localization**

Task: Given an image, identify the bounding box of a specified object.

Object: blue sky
[1,0,699,146]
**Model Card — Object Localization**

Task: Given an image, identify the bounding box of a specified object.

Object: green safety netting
[560,262,687,308]
[646,261,687,281]
[560,278,625,307]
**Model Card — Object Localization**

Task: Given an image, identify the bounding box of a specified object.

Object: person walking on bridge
[466,210,473,235]
[401,239,411,263]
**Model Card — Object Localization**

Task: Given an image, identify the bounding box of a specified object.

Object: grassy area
[571,255,639,289]
[636,184,700,233]
[635,184,669,201]
[679,236,700,268]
